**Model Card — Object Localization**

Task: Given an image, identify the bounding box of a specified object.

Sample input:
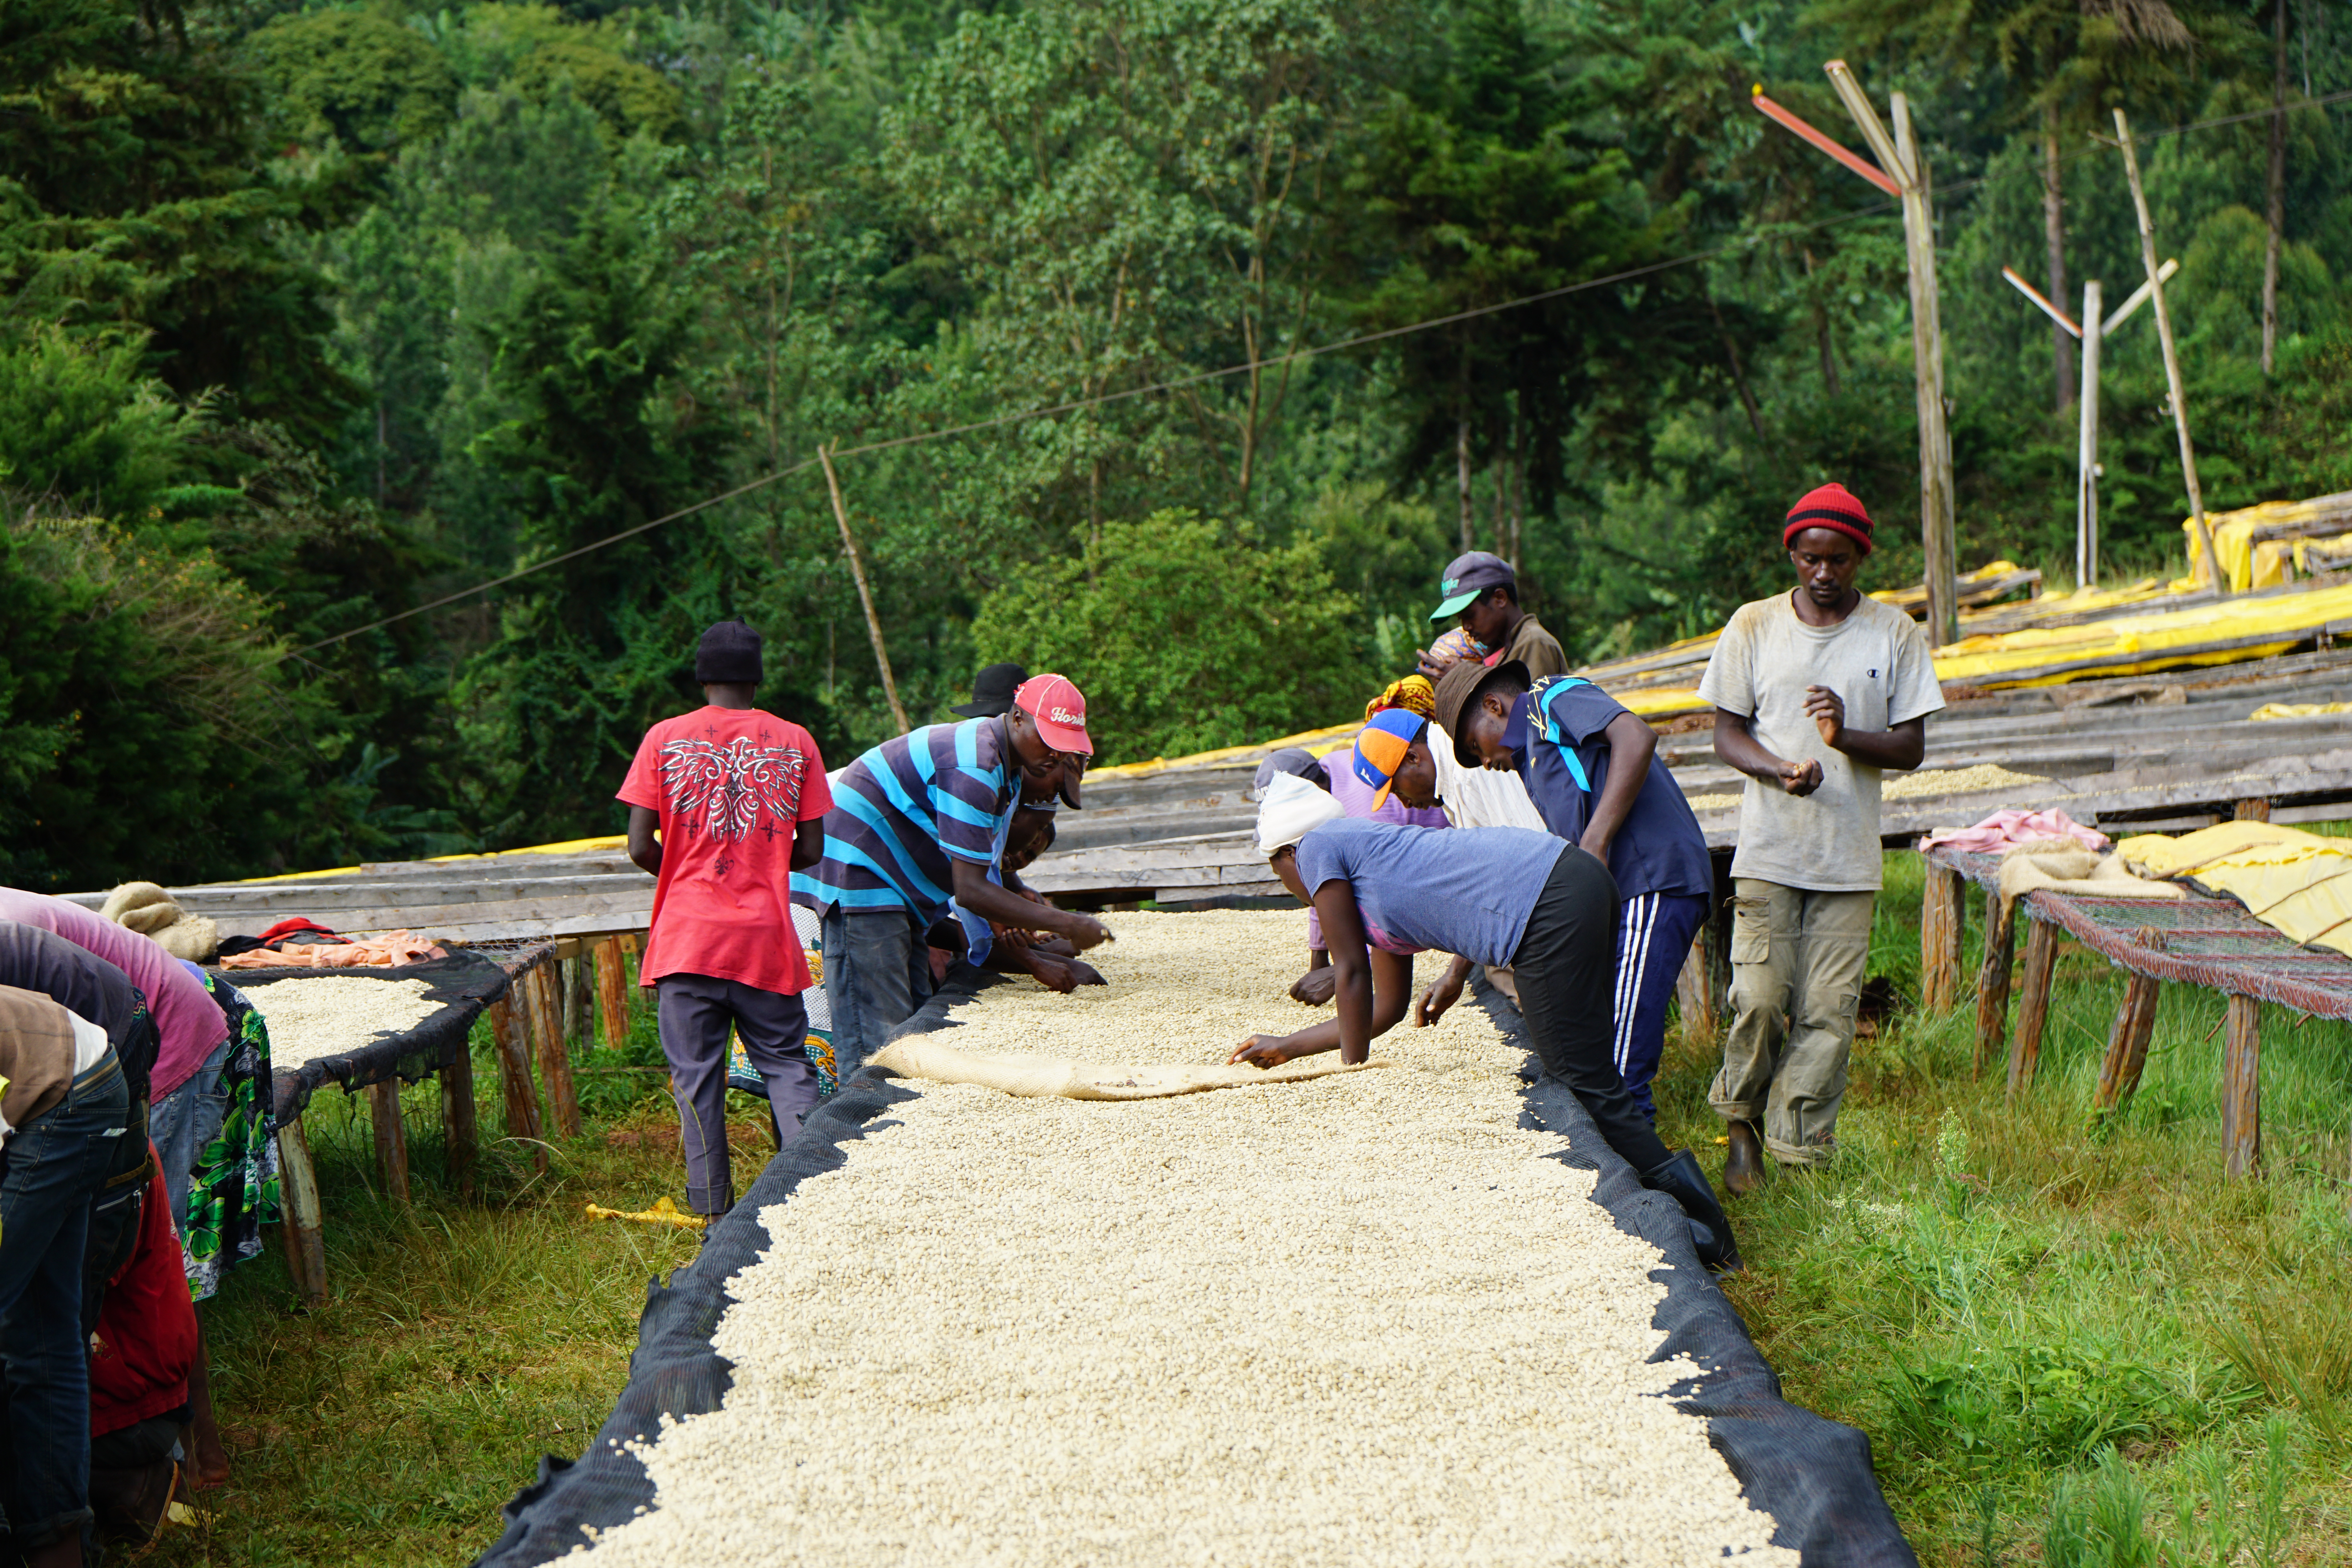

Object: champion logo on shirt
[1867,668,1879,679]
[656,736,809,846]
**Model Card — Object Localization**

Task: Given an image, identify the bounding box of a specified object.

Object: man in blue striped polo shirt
[795,673,1112,1078]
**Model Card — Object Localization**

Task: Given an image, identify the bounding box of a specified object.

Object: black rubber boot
[1639,1147,1744,1273]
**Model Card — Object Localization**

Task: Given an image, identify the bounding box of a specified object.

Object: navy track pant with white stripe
[1611,891,1712,1124]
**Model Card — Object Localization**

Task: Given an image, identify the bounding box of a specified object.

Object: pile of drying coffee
[575,911,1793,1566]
[238,976,443,1068]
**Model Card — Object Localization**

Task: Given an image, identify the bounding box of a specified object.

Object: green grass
[1653,851,2352,1565]
[153,865,2352,1563]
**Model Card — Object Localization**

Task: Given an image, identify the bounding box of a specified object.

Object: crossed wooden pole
[1753,65,1957,647]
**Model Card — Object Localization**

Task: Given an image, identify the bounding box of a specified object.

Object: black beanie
[694,619,762,684]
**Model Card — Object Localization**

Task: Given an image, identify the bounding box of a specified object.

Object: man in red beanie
[1695,483,1944,1192]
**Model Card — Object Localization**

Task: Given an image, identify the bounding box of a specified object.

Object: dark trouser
[82,1096,152,1336]
[0,1051,131,1550]
[655,975,816,1216]
[1511,851,1674,1174]
[820,905,934,1085]
[1611,892,1713,1125]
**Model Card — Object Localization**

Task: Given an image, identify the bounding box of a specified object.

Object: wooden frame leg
[440,1047,478,1199]
[2234,797,2272,822]
[2222,994,2262,1177]
[1675,931,1716,1040]
[529,961,582,1140]
[489,996,547,1174]
[2007,917,2058,1098]
[276,1116,328,1307]
[564,953,592,1051]
[2093,975,2163,1116]
[1974,897,2018,1076]
[1921,861,1966,1013]
[594,938,631,1051]
[368,1077,410,1206]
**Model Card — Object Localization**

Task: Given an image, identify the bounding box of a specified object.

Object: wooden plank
[528,960,581,1140]
[368,1076,410,1206]
[594,938,632,1051]
[487,997,546,1173]
[1973,895,2018,1076]
[1921,862,1966,1012]
[2235,797,2274,821]
[563,954,591,1052]
[277,1116,328,1307]
[440,1045,478,1199]
[2222,994,2262,1177]
[2008,916,2059,1098]
[138,872,654,914]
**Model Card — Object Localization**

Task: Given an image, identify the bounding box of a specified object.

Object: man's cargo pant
[1707,878,1875,1168]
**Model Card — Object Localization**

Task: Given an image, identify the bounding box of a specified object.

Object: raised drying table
[230,941,555,1305]
[1919,845,2352,1177]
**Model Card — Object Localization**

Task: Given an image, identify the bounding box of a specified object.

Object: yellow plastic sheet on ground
[2116,822,2352,956]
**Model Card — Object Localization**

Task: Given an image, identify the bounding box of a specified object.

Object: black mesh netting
[216,949,517,1123]
[474,964,1913,1567]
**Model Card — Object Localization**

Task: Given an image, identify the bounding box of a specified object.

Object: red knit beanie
[1783,483,1875,554]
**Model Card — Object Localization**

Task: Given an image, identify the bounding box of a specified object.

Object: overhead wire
[286,85,2352,659]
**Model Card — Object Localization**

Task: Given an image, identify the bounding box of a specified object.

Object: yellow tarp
[2179,492,2352,593]
[2116,822,2352,956]
[1930,581,2352,687]
[2251,702,2352,721]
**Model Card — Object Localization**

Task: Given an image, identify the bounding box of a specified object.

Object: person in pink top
[619,620,832,1217]
[1291,708,1448,1005]
[0,891,223,1103]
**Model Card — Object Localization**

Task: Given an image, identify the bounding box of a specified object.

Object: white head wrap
[1255,769,1345,857]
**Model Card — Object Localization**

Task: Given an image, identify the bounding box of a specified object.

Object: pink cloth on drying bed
[1919,808,2108,856]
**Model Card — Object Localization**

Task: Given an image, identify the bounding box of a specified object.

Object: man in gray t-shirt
[1693,483,1944,1191]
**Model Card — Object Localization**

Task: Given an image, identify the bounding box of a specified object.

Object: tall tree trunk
[1709,294,1765,441]
[1456,413,1473,552]
[1802,249,1840,397]
[2045,103,2074,411]
[1506,408,1525,575]
[2263,0,2288,376]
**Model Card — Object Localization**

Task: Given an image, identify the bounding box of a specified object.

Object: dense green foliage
[2,0,2347,888]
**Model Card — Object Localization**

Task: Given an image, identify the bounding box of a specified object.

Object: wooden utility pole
[1822,63,1958,647]
[2112,110,2225,600]
[2263,0,2288,376]
[819,442,912,732]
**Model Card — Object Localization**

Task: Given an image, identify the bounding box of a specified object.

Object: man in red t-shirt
[619,620,832,1216]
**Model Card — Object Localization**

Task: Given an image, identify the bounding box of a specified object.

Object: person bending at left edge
[797,673,1113,1082]
[1435,657,1715,1126]
[621,619,831,1220]
[1236,779,1742,1272]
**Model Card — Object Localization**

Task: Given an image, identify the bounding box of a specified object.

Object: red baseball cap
[1014,673,1094,756]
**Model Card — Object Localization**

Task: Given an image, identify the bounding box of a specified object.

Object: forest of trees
[3,0,2346,888]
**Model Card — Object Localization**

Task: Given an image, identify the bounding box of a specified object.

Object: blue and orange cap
[1352,708,1428,811]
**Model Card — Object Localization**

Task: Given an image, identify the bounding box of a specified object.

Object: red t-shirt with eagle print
[618,706,832,995]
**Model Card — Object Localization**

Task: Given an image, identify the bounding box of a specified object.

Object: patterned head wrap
[1364,675,1437,724]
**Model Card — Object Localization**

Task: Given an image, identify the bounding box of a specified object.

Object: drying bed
[480,911,1913,1567]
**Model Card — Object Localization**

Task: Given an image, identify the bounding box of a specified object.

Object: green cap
[1428,550,1513,621]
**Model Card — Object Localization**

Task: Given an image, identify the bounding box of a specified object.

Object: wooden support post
[440,1044,478,1199]
[2092,931,2167,1115]
[2222,994,2262,1177]
[488,996,547,1174]
[1922,861,1966,1013]
[564,953,592,1050]
[594,938,631,1051]
[1974,895,2018,1075]
[2008,915,2059,1098]
[368,1076,410,1206]
[2235,797,2273,822]
[1675,932,1717,1040]
[2114,109,2223,603]
[276,1116,328,1307]
[528,961,582,1140]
